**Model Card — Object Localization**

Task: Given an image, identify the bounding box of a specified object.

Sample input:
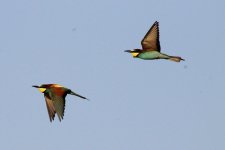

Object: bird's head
[32,85,46,93]
[124,49,141,57]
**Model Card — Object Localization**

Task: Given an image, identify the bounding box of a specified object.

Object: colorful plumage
[125,21,184,62]
[32,84,88,122]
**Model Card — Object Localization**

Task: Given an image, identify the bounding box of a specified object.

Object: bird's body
[135,51,169,60]
[32,84,88,122]
[125,21,184,62]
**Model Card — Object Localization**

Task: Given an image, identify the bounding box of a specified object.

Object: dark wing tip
[154,21,159,30]
[50,117,54,122]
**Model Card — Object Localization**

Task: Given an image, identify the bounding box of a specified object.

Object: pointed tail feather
[169,56,185,62]
[70,91,89,100]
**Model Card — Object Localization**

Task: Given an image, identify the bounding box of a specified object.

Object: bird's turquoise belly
[138,51,161,60]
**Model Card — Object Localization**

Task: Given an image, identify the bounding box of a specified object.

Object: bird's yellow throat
[38,88,46,93]
[131,52,139,57]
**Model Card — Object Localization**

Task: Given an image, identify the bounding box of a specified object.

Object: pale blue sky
[0,0,225,150]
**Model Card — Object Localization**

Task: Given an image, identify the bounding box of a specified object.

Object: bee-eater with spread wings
[32,84,88,122]
[125,21,184,62]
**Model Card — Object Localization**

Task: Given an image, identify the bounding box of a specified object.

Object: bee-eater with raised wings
[125,21,184,62]
[32,84,88,122]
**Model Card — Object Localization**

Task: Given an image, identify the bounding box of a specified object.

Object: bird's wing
[44,94,56,122]
[52,95,65,122]
[141,21,161,52]
[49,88,66,121]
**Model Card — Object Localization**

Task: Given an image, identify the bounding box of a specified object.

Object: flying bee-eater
[32,84,88,122]
[125,21,184,62]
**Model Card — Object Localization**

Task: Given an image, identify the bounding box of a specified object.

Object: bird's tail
[69,90,89,100]
[169,56,185,62]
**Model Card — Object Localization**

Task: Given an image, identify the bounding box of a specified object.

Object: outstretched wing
[141,21,161,52]
[50,88,67,121]
[52,95,66,122]
[44,94,56,122]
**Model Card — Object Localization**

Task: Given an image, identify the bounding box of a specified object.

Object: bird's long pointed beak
[32,85,39,88]
[124,50,131,53]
